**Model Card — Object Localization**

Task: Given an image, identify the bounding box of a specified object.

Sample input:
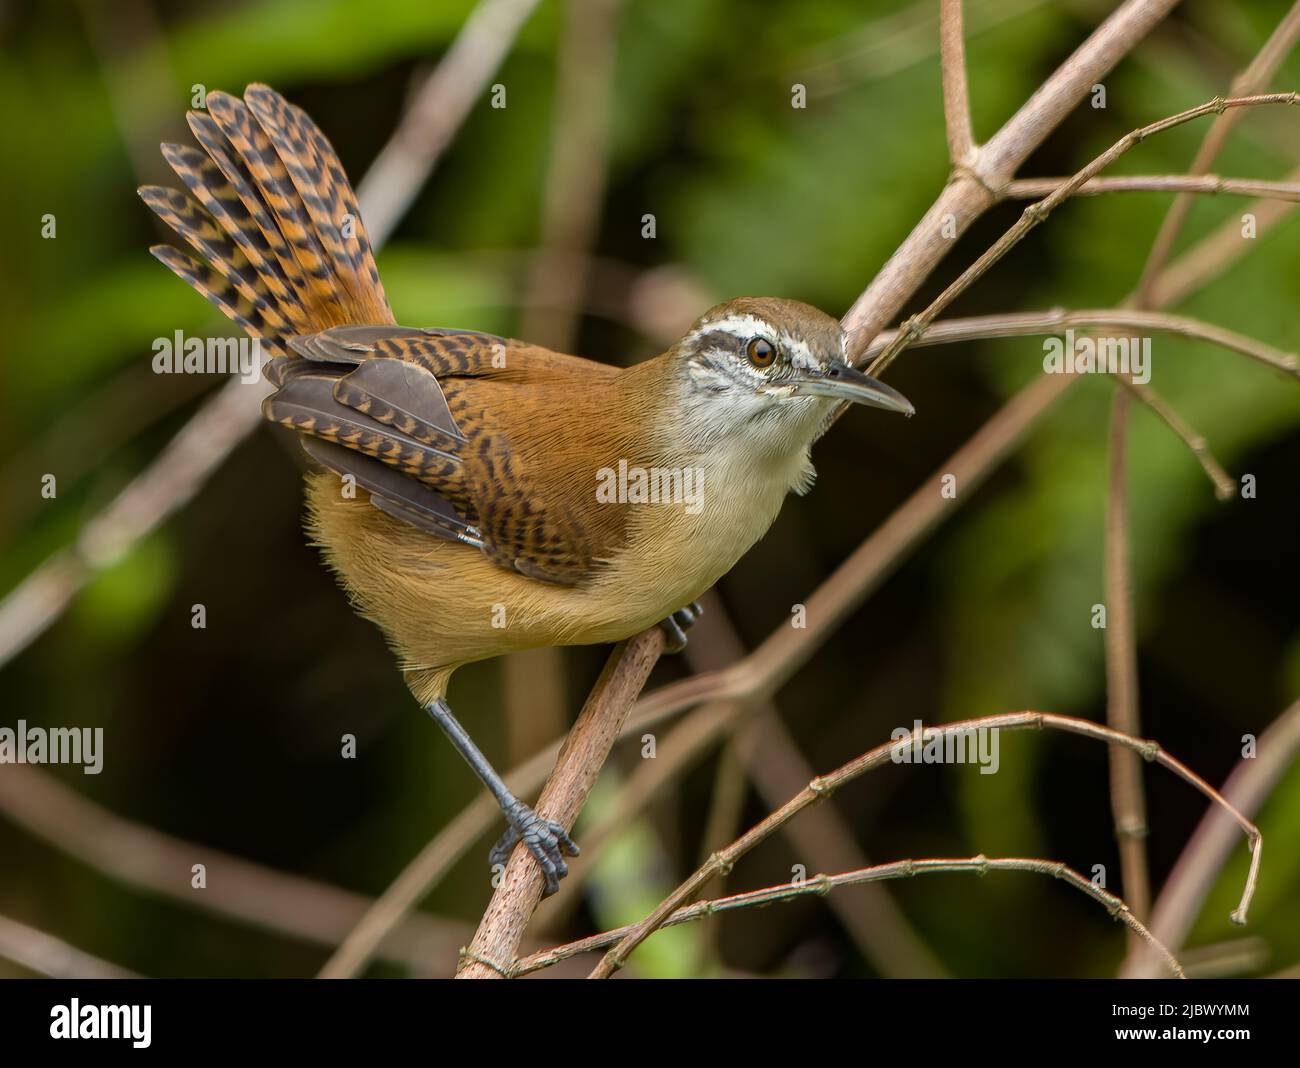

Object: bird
[140,84,914,896]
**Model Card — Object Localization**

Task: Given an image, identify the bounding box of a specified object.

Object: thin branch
[0,764,470,973]
[1135,2,1300,303]
[518,0,621,352]
[940,0,975,164]
[1111,31,1263,927]
[740,712,948,977]
[673,600,943,978]
[1124,696,1300,978]
[800,0,1049,100]
[517,855,1184,979]
[589,713,1261,977]
[455,629,666,978]
[356,0,545,246]
[866,92,1300,379]
[1116,376,1235,500]
[1104,388,1151,941]
[0,378,263,668]
[0,914,140,979]
[842,0,1185,352]
[861,307,1300,378]
[1149,168,1300,307]
[1004,174,1300,200]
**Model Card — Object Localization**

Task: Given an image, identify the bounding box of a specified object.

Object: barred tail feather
[141,84,394,364]
[148,244,290,359]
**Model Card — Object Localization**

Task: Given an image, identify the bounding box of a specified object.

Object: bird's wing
[265,325,627,585]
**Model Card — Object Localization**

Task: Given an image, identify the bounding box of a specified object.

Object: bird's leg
[424,697,579,896]
[657,600,704,653]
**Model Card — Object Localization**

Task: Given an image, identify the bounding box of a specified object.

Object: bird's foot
[489,800,580,897]
[657,600,703,653]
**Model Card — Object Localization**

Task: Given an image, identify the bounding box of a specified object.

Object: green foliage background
[0,0,1297,977]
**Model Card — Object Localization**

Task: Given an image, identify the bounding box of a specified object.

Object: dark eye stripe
[693,329,743,352]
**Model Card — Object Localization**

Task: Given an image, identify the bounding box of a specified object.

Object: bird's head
[666,296,913,452]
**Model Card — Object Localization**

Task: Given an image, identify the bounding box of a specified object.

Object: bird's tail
[139,84,394,361]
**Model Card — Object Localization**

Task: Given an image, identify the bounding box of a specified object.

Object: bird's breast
[582,437,813,630]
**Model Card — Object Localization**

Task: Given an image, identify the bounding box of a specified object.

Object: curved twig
[589,713,1261,977]
[517,856,1184,978]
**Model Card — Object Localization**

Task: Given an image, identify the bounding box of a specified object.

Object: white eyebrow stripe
[685,314,776,345]
[688,314,819,365]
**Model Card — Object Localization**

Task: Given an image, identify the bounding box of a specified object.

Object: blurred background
[1,0,1297,978]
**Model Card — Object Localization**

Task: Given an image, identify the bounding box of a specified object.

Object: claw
[490,801,580,896]
[488,825,519,869]
[658,600,704,653]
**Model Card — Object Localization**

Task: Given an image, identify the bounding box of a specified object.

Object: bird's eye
[746,336,776,367]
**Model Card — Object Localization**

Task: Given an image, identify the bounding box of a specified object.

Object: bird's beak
[787,360,915,416]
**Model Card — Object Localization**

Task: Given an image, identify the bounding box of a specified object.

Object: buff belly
[304,440,801,703]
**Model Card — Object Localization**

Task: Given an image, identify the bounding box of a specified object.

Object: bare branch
[0,914,140,979]
[866,92,1300,379]
[1149,169,1300,306]
[842,0,1185,352]
[940,0,975,164]
[517,855,1184,979]
[1104,388,1151,940]
[1005,174,1300,200]
[1135,2,1300,302]
[861,307,1300,378]
[456,629,666,978]
[739,713,948,977]
[1125,697,1300,978]
[357,0,545,246]
[589,713,1261,977]
[1116,376,1235,500]
[0,764,469,972]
